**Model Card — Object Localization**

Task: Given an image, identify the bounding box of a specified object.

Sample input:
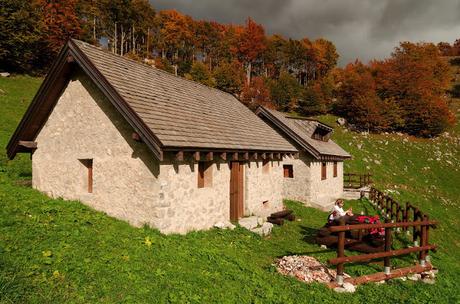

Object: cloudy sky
[151,0,460,65]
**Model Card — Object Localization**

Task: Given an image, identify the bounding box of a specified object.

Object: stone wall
[282,152,344,210]
[32,71,284,234]
[244,160,284,218]
[309,161,344,209]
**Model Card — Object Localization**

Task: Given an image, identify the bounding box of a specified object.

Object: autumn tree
[0,0,45,72]
[240,76,272,110]
[334,61,386,131]
[372,42,454,136]
[213,61,244,95]
[269,70,302,111]
[36,0,82,53]
[185,61,214,87]
[236,18,266,85]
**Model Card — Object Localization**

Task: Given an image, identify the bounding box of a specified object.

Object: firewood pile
[275,255,349,284]
[267,209,295,225]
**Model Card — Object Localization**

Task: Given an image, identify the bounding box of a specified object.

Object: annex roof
[256,106,351,160]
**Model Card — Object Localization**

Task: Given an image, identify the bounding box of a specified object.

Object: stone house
[256,107,351,210]
[7,40,299,234]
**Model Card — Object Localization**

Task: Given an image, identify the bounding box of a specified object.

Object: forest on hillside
[0,0,458,136]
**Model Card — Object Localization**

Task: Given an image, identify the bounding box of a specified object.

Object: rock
[422,278,436,284]
[0,72,10,77]
[256,222,273,236]
[334,283,356,293]
[214,221,235,230]
[238,216,259,230]
[337,117,346,126]
[343,282,356,292]
[397,276,407,281]
[320,245,327,249]
[257,217,264,226]
[357,144,362,150]
[407,273,421,281]
[375,280,386,285]
[374,160,381,165]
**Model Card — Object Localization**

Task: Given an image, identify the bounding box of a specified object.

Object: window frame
[283,164,294,178]
[321,162,327,180]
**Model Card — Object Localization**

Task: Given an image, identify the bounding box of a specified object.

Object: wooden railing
[327,187,437,287]
[344,173,372,189]
[369,187,428,245]
[328,219,437,286]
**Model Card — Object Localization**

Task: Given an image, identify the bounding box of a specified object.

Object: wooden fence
[327,187,437,287]
[344,173,372,189]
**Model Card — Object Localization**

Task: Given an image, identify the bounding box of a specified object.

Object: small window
[80,159,93,193]
[283,164,293,178]
[321,162,327,180]
[262,159,270,174]
[333,161,338,177]
[198,162,213,188]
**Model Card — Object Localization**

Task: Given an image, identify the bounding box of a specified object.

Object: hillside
[0,76,459,303]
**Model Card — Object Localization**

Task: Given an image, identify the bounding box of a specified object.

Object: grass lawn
[0,76,459,303]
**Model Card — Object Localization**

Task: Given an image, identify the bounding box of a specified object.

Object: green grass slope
[0,76,459,303]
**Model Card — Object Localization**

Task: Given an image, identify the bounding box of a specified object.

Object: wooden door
[230,162,244,221]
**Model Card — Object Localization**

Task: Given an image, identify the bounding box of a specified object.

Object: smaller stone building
[256,107,351,210]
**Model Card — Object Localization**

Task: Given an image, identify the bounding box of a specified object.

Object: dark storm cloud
[150,0,460,65]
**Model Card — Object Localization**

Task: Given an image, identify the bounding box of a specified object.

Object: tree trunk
[120,24,124,56]
[246,62,252,85]
[114,22,117,54]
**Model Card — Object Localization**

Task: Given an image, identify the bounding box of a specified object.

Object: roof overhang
[6,40,163,160]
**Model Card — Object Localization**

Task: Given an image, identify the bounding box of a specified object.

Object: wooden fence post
[419,216,427,266]
[425,215,430,262]
[384,218,392,275]
[336,218,346,285]
[413,208,419,245]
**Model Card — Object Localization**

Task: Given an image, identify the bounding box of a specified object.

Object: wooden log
[261,153,266,160]
[286,214,295,221]
[270,210,293,218]
[267,217,284,225]
[328,245,437,265]
[327,263,433,288]
[252,152,258,160]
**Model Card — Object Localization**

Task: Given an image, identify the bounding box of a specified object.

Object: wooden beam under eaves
[220,152,227,160]
[252,152,258,160]
[243,152,249,160]
[261,153,266,160]
[175,151,184,161]
[132,132,142,142]
[206,151,213,161]
[232,152,238,161]
[194,151,200,161]
[18,140,37,149]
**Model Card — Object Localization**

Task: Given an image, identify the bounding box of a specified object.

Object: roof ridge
[71,39,238,100]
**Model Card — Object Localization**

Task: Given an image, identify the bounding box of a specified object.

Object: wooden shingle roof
[256,107,351,160]
[7,40,297,160]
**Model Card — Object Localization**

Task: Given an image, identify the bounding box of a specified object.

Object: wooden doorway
[230,162,244,221]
